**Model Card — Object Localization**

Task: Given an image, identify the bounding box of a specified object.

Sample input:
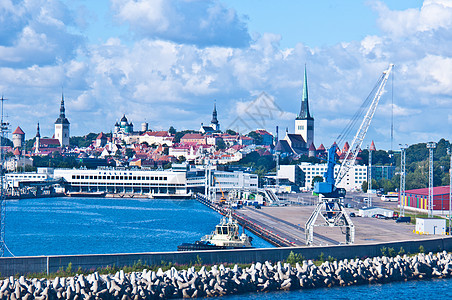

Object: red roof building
[12,127,25,135]
[403,186,451,211]
[180,133,206,145]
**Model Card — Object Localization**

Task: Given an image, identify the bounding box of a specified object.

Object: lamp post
[426,142,437,218]
[447,147,451,235]
[399,144,408,217]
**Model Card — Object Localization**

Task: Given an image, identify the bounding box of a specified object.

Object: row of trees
[361,139,451,193]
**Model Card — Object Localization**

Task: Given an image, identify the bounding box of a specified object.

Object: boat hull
[177,242,253,251]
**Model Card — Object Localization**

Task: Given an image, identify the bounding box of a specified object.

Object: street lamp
[447,147,452,235]
[399,144,408,217]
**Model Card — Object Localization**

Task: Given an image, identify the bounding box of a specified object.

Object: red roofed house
[96,132,108,148]
[254,129,274,146]
[238,136,254,146]
[33,122,61,155]
[180,133,206,145]
[139,131,173,146]
[403,186,451,212]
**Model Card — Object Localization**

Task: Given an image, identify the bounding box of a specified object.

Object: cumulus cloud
[0,0,84,68]
[111,0,250,47]
[2,0,451,148]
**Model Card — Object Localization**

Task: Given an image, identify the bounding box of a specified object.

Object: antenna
[0,95,10,257]
[391,67,394,152]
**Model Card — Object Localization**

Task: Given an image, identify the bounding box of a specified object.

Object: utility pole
[399,144,408,217]
[427,142,437,218]
[0,95,9,257]
[447,147,451,235]
[367,145,372,207]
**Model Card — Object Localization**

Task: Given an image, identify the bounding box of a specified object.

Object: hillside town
[5,68,393,195]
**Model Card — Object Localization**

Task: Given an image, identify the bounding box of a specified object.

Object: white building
[52,167,258,196]
[299,162,367,191]
[415,218,446,235]
[277,165,304,186]
[212,170,258,192]
[5,170,49,189]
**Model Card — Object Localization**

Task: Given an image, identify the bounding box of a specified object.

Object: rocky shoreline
[1,251,452,299]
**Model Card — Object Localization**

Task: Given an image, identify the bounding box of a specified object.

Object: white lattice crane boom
[335,64,394,186]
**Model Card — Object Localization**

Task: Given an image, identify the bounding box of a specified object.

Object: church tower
[35,122,41,153]
[295,65,314,147]
[54,94,70,147]
[211,102,220,131]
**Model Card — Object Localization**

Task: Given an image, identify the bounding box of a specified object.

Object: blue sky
[1,0,450,150]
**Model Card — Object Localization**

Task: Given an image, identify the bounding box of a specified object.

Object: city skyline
[0,0,450,150]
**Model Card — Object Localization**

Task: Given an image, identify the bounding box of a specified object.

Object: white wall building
[299,162,367,191]
[415,218,446,235]
[212,170,258,192]
[277,165,304,186]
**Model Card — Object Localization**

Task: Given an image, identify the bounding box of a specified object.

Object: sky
[1,0,450,150]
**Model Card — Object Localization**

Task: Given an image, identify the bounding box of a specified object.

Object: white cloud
[111,0,250,48]
[374,0,452,37]
[1,0,451,149]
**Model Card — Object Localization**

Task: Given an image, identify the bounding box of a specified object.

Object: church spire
[211,101,218,125]
[297,65,313,120]
[60,93,66,118]
[36,122,40,138]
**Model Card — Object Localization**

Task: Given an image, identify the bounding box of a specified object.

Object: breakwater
[195,194,292,247]
[2,251,452,299]
[2,236,451,278]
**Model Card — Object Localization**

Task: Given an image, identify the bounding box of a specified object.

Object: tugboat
[177,211,253,251]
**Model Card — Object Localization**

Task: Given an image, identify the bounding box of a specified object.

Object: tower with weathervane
[294,65,314,148]
[54,94,70,147]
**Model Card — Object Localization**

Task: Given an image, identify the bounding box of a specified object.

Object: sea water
[4,197,272,256]
[4,197,452,298]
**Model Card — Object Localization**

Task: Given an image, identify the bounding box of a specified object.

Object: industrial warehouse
[402,186,451,213]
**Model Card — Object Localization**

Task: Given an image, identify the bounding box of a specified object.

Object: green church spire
[297,64,313,120]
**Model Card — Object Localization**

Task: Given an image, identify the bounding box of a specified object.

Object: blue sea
[4,197,452,298]
[4,197,272,256]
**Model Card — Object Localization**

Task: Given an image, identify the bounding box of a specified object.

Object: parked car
[349,212,356,217]
[396,216,411,223]
[372,214,387,219]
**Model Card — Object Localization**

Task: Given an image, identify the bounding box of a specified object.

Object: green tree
[247,131,263,145]
[125,148,135,158]
[216,138,226,150]
[225,129,237,135]
[168,126,176,135]
[362,181,368,193]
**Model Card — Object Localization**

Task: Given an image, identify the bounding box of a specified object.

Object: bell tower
[295,65,314,147]
[54,93,70,147]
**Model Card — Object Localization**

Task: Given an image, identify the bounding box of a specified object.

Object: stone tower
[295,65,314,147]
[12,126,25,149]
[210,102,220,131]
[54,93,70,147]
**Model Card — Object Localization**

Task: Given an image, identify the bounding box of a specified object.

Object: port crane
[305,64,394,246]
[213,176,227,204]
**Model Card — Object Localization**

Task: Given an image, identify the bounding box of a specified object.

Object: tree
[362,181,368,193]
[125,148,135,159]
[225,129,237,135]
[247,131,263,145]
[177,156,186,163]
[216,138,226,150]
[168,126,176,135]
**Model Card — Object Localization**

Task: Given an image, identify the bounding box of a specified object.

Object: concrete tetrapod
[0,251,452,298]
